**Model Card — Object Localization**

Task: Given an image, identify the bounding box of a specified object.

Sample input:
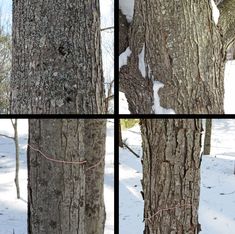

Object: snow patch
[211,0,220,25]
[119,0,135,23]
[119,47,132,70]
[224,60,235,114]
[138,45,146,78]
[153,81,176,114]
[119,92,130,114]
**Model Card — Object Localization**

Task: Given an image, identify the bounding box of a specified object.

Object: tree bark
[141,119,202,233]
[203,119,212,155]
[119,10,129,55]
[120,1,227,114]
[27,119,106,234]
[11,1,105,114]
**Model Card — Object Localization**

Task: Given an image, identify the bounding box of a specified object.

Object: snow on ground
[120,120,235,234]
[104,120,114,234]
[0,119,28,234]
[0,119,114,234]
[119,124,144,234]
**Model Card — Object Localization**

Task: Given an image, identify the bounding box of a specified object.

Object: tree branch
[101,26,114,32]
[122,141,140,158]
[0,133,14,140]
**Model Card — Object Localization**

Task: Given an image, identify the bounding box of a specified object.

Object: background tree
[120,1,235,114]
[203,119,212,155]
[28,119,106,233]
[141,119,203,233]
[11,1,105,114]
[0,119,20,198]
[0,24,11,113]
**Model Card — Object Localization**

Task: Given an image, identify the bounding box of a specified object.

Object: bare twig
[0,133,14,139]
[122,142,140,158]
[144,203,192,223]
[101,26,114,32]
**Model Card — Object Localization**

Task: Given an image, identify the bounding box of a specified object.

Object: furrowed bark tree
[203,119,212,155]
[11,1,105,114]
[140,119,203,233]
[28,119,106,234]
[120,1,235,114]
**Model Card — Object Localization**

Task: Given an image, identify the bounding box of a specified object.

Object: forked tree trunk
[27,119,106,234]
[141,119,203,233]
[120,1,231,114]
[11,1,105,114]
[203,119,212,155]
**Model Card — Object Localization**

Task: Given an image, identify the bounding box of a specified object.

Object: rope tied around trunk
[28,144,103,171]
[144,203,192,223]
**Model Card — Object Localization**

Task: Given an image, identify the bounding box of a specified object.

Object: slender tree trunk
[27,119,106,234]
[119,120,123,148]
[11,1,105,114]
[141,119,202,233]
[12,119,20,199]
[120,1,227,114]
[203,119,212,155]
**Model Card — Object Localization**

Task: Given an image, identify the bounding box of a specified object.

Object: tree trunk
[11,1,105,114]
[120,1,228,114]
[140,119,202,233]
[27,119,106,234]
[203,119,212,155]
[119,120,123,148]
[12,119,20,199]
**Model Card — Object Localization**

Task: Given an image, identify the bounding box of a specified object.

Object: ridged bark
[120,1,226,114]
[11,0,104,114]
[28,119,106,234]
[203,119,212,155]
[141,119,202,233]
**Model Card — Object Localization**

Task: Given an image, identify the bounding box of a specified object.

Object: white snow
[211,0,220,25]
[224,61,235,114]
[153,81,176,114]
[0,119,114,234]
[119,92,130,114]
[120,119,235,234]
[119,0,135,23]
[138,45,146,78]
[119,124,144,234]
[119,47,132,70]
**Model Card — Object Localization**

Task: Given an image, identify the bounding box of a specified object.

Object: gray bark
[120,1,228,114]
[119,10,129,55]
[11,1,105,114]
[28,119,106,234]
[141,119,202,233]
[203,119,212,155]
